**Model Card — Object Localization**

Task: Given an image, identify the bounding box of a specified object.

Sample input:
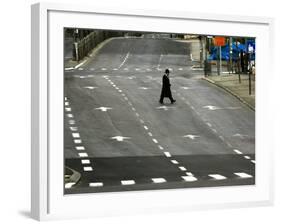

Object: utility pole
[229,37,233,74]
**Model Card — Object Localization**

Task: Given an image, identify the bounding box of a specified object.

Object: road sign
[213,37,226,46]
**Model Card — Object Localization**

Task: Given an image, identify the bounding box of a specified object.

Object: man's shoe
[171,100,176,104]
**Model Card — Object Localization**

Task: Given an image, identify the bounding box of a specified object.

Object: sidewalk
[186,38,255,111]
[202,74,255,110]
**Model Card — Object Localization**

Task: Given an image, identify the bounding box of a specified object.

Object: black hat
[165,69,170,74]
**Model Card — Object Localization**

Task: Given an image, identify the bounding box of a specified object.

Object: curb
[202,77,255,111]
[64,37,116,70]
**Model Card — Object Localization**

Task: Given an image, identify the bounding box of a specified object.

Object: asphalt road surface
[64,35,255,194]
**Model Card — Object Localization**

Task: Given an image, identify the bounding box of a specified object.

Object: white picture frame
[31,2,274,221]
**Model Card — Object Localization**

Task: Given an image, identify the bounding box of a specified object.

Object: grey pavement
[64,36,255,194]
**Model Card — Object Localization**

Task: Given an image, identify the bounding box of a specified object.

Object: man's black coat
[160,74,172,98]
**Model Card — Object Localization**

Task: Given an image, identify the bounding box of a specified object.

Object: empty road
[64,35,255,194]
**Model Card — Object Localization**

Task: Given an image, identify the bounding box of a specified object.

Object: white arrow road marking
[95,107,112,112]
[183,134,200,140]
[156,106,175,111]
[83,86,98,90]
[110,136,131,142]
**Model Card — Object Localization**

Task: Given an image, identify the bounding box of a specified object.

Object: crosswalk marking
[209,174,227,180]
[81,159,90,164]
[121,180,135,185]
[234,172,253,178]
[83,166,93,171]
[89,182,103,187]
[182,176,197,182]
[152,178,166,183]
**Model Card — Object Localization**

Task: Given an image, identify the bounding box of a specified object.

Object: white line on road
[152,178,166,183]
[234,172,253,178]
[186,172,194,176]
[78,153,88,157]
[164,152,171,157]
[121,180,135,185]
[209,174,227,180]
[211,128,217,133]
[251,160,255,164]
[75,146,85,151]
[182,176,197,182]
[83,166,93,171]
[65,182,76,189]
[179,166,187,171]
[89,182,103,187]
[69,120,75,125]
[74,139,82,144]
[65,107,72,112]
[72,133,80,138]
[244,155,251,159]
[69,127,78,131]
[143,125,148,130]
[118,52,130,69]
[158,145,164,150]
[233,149,243,154]
[152,139,158,144]
[81,159,90,164]
[148,132,153,137]
[171,160,179,164]
[206,122,212,127]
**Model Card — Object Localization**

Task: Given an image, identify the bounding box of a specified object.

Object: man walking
[159,69,176,104]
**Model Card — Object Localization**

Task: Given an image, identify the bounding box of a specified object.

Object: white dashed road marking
[234,172,253,178]
[171,160,179,164]
[182,176,197,182]
[83,167,93,171]
[89,182,103,187]
[164,152,171,157]
[72,133,80,138]
[78,153,88,158]
[121,180,135,185]
[209,174,227,180]
[152,178,166,183]
[81,159,90,164]
[233,149,243,154]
